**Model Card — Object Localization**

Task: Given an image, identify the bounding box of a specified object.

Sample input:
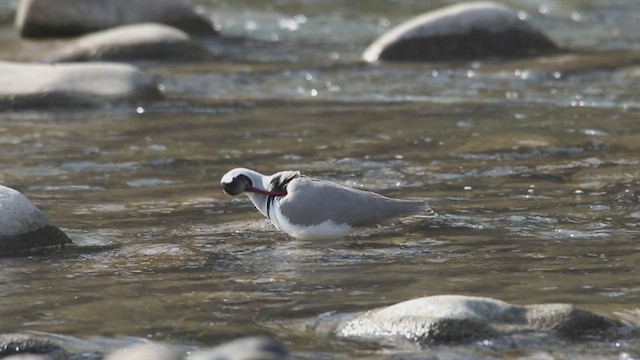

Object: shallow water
[1,0,640,358]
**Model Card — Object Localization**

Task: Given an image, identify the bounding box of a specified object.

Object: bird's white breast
[269,198,352,240]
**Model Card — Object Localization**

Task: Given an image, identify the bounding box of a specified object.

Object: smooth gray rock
[190,336,289,360]
[0,333,67,360]
[333,295,623,344]
[0,61,161,109]
[363,1,559,62]
[104,344,182,360]
[3,355,54,360]
[15,0,216,38]
[45,23,212,63]
[0,185,71,254]
[0,334,289,360]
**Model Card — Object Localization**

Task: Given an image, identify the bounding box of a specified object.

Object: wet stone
[363,1,559,62]
[0,61,162,109]
[190,336,289,360]
[0,333,67,360]
[104,344,181,360]
[613,65,640,80]
[44,23,212,63]
[0,333,290,360]
[3,355,53,360]
[331,295,625,344]
[15,0,216,38]
[0,185,71,254]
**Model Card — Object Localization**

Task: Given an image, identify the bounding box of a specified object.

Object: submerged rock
[45,23,212,63]
[15,0,216,38]
[363,1,559,62]
[190,336,289,360]
[0,61,161,109]
[0,185,71,254]
[104,344,181,360]
[0,332,289,360]
[613,65,640,81]
[4,355,53,360]
[332,295,624,344]
[0,333,68,360]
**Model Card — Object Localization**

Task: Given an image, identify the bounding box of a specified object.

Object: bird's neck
[246,192,270,218]
[243,171,281,220]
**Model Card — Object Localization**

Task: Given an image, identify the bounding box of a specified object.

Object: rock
[333,295,623,344]
[0,61,161,109]
[363,1,559,62]
[104,344,182,360]
[3,355,54,360]
[15,0,216,38]
[613,65,640,81]
[0,333,68,360]
[44,23,211,63]
[190,336,289,360]
[0,185,71,254]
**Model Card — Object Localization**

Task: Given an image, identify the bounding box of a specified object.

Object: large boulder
[332,295,624,344]
[44,23,212,63]
[363,1,559,62]
[15,0,216,38]
[0,61,161,109]
[0,185,71,254]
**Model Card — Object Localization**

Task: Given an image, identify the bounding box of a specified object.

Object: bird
[220,168,432,240]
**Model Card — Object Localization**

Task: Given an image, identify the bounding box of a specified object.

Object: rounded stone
[363,1,559,62]
[0,333,68,359]
[3,355,53,360]
[104,344,181,360]
[0,185,71,254]
[44,23,212,62]
[334,295,622,344]
[190,336,289,360]
[0,61,162,109]
[15,0,216,38]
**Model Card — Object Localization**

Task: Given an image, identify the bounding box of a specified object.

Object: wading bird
[221,168,432,239]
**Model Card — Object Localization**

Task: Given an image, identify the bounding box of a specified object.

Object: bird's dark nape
[266,172,300,218]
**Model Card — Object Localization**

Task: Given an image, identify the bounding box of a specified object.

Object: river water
[1,1,640,358]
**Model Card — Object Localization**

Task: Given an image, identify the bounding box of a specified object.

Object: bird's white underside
[272,200,352,240]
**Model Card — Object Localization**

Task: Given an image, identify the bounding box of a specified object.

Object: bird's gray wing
[278,177,428,227]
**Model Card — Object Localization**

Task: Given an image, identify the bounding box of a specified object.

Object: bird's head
[220,168,287,197]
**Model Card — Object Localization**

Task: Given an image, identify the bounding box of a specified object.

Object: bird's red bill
[245,185,287,197]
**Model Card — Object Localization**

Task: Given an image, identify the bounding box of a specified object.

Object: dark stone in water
[0,185,72,255]
[0,333,67,360]
[15,0,217,38]
[363,2,559,62]
[0,224,71,255]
